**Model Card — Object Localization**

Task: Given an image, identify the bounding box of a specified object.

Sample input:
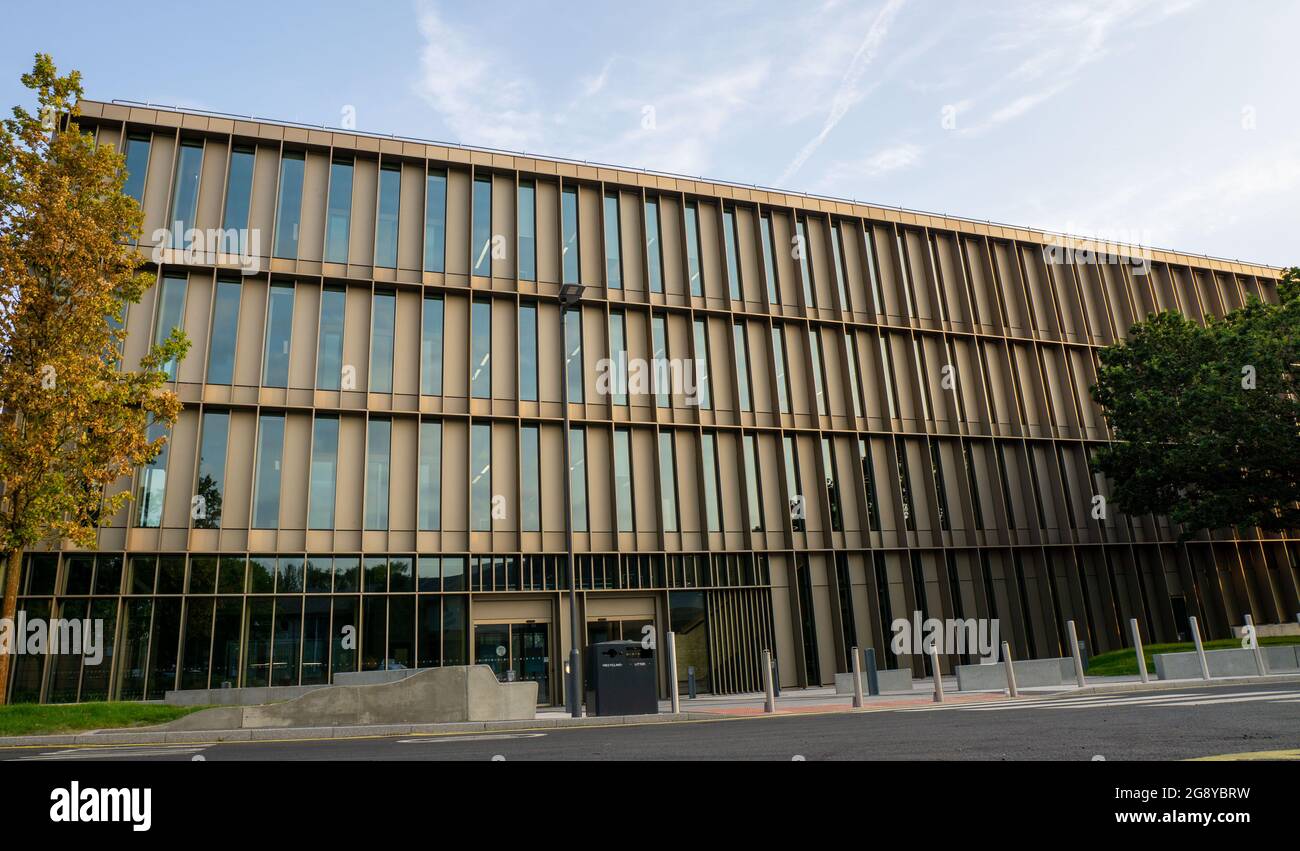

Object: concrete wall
[1154,646,1300,680]
[833,669,913,694]
[162,665,537,731]
[955,658,1073,691]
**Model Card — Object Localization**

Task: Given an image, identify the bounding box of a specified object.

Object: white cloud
[821,143,922,190]
[412,1,544,151]
[776,0,907,185]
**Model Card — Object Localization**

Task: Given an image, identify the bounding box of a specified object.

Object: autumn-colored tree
[0,55,188,703]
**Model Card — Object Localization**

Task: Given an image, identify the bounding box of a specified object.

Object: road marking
[1146,692,1300,707]
[898,689,1300,713]
[1190,748,1300,761]
[16,745,211,761]
[397,733,547,744]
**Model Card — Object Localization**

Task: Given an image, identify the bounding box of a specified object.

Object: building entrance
[473,622,551,704]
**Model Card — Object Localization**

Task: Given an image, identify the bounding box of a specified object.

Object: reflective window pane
[421,295,444,395]
[253,414,285,528]
[562,185,579,285]
[316,287,346,390]
[222,147,255,253]
[518,181,536,281]
[369,290,395,393]
[569,427,588,532]
[604,193,621,289]
[168,140,203,248]
[418,421,442,530]
[565,308,583,403]
[274,152,305,258]
[262,283,294,388]
[424,170,447,272]
[365,419,391,530]
[723,206,741,300]
[645,198,662,293]
[470,423,491,531]
[153,273,187,380]
[206,279,241,385]
[308,416,339,529]
[519,302,538,401]
[472,175,492,275]
[658,432,677,532]
[324,159,353,263]
[471,298,492,399]
[684,202,702,296]
[375,164,400,268]
[614,428,633,533]
[194,411,229,529]
[521,425,540,532]
[122,133,151,203]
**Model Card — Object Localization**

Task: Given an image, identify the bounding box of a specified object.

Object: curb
[0,711,722,749]
[1038,672,1300,699]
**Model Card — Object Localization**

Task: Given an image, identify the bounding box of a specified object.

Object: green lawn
[1087,635,1300,677]
[0,702,208,737]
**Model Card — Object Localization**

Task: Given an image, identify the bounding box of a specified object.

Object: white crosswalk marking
[15,745,211,761]
[898,688,1300,713]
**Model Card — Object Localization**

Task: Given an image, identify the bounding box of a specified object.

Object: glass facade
[20,107,1274,705]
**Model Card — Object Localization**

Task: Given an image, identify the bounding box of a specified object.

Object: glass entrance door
[473,622,551,705]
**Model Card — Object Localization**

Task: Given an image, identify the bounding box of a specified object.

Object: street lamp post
[560,282,583,717]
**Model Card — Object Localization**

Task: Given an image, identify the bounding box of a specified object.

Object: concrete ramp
[162,665,537,731]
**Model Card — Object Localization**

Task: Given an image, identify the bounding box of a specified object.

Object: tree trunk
[0,548,23,706]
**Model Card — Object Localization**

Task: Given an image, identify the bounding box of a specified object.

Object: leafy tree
[0,55,188,702]
[1090,267,1299,538]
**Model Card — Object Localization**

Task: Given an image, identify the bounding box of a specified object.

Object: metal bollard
[1244,614,1268,676]
[1001,641,1018,698]
[665,631,681,714]
[762,649,776,713]
[1067,620,1087,689]
[772,656,781,697]
[687,666,697,699]
[864,647,879,696]
[850,646,864,709]
[1130,618,1149,684]
[1189,616,1211,681]
[931,645,945,703]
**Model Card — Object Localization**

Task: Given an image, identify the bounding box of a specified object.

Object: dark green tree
[1090,267,1299,537]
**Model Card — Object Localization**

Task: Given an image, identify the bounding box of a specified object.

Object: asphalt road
[4,683,1298,761]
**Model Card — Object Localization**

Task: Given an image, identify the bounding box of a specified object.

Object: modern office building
[6,99,1296,704]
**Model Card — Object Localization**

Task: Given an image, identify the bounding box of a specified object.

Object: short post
[665,631,681,714]
[1129,618,1149,684]
[931,645,945,703]
[864,647,880,696]
[1001,640,1018,698]
[1067,620,1087,689]
[762,649,776,713]
[1244,614,1268,676]
[850,646,864,709]
[772,656,781,697]
[687,666,697,699]
[1189,616,1211,681]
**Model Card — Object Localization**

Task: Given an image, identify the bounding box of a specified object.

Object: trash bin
[585,640,658,716]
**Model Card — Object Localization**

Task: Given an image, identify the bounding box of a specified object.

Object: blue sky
[3,0,1296,266]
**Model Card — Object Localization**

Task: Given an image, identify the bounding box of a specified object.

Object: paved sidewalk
[2,672,1296,749]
